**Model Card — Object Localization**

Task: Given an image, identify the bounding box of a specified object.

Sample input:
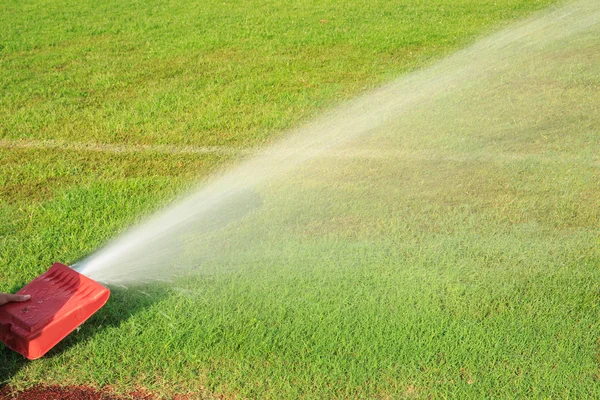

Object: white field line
[0,138,245,156]
[0,138,594,165]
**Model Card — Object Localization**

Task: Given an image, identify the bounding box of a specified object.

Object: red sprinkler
[0,263,110,360]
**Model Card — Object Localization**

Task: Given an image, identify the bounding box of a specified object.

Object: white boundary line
[0,138,594,164]
[0,138,245,156]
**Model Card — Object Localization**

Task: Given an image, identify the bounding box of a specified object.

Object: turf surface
[4,0,600,398]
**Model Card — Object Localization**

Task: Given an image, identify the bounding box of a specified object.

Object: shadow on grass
[0,283,171,385]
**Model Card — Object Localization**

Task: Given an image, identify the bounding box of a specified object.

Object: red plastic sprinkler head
[0,263,110,360]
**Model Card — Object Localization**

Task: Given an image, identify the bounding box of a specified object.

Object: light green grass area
[1,0,558,147]
[4,0,600,399]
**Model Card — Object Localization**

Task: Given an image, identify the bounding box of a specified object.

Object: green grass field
[3,0,600,398]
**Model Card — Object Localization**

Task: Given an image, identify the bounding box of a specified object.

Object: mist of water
[75,0,600,284]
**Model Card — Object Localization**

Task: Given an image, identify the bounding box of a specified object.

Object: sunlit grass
[4,0,600,399]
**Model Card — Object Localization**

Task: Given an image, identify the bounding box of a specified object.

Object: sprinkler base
[0,263,110,360]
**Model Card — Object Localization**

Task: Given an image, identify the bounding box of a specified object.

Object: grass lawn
[3,0,600,398]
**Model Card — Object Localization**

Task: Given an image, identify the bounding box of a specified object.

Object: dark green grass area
[6,0,600,399]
